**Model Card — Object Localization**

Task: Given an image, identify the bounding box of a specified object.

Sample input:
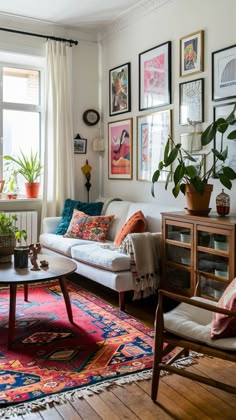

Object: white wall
[101,0,236,211]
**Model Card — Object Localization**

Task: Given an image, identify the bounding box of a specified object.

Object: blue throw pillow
[55,199,104,235]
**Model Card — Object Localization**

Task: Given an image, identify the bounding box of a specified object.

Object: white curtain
[41,40,75,222]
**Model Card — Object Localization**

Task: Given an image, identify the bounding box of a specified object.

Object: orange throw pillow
[114,210,146,247]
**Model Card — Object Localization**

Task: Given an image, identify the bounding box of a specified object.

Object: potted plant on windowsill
[151,104,236,215]
[2,150,43,198]
[0,213,27,264]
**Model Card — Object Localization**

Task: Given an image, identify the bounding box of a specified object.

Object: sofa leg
[119,292,125,311]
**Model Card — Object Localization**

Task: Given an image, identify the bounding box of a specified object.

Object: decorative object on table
[39,259,49,268]
[180,119,202,152]
[179,30,204,77]
[14,227,28,269]
[74,133,87,154]
[213,102,236,174]
[216,189,230,216]
[139,41,171,111]
[151,104,236,215]
[109,62,131,116]
[81,160,92,202]
[108,118,133,179]
[2,149,43,198]
[0,213,27,263]
[83,109,100,126]
[179,78,204,125]
[0,280,200,416]
[137,110,171,181]
[29,242,41,271]
[212,44,236,101]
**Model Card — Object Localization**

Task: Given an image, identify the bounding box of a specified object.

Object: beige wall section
[101,0,236,211]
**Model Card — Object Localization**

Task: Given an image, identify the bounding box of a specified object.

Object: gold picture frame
[180,30,204,77]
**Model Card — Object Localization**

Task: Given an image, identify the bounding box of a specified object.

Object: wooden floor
[13,275,236,420]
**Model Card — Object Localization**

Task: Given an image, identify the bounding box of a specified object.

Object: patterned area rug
[0,280,196,417]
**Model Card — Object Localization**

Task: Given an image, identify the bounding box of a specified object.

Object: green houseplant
[151,104,236,213]
[0,213,27,263]
[2,150,43,198]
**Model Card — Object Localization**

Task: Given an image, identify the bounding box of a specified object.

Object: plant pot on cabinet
[25,182,40,198]
[185,184,213,216]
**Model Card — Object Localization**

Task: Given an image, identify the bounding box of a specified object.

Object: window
[0,63,43,196]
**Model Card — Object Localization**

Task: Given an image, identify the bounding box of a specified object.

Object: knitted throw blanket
[120,232,161,300]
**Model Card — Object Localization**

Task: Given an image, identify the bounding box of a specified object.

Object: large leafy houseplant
[0,213,27,243]
[151,104,236,199]
[2,150,43,183]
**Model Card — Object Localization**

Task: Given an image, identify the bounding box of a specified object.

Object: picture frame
[179,78,204,125]
[139,41,171,111]
[180,30,204,77]
[214,102,236,173]
[74,138,87,154]
[109,62,131,116]
[183,153,206,178]
[212,44,236,101]
[136,109,171,181]
[108,118,133,179]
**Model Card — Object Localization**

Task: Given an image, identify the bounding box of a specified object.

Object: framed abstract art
[180,30,204,77]
[108,118,133,179]
[212,44,236,101]
[109,63,131,116]
[139,41,171,111]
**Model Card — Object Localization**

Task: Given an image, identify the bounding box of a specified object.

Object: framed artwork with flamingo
[108,118,133,179]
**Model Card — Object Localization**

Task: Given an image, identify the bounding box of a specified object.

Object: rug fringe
[0,351,202,419]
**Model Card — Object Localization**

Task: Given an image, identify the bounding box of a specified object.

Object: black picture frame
[213,102,236,174]
[179,78,204,125]
[139,41,171,111]
[212,44,236,101]
[109,62,131,116]
[74,138,87,154]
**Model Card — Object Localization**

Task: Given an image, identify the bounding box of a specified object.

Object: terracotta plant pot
[185,184,213,215]
[25,182,40,198]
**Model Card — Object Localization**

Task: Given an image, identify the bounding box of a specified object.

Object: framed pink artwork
[139,41,171,111]
[108,118,133,179]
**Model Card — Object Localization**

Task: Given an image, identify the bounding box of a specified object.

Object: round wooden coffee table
[0,255,77,348]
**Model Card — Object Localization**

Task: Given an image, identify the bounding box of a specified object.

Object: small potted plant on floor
[0,213,27,264]
[2,150,43,198]
[151,104,236,215]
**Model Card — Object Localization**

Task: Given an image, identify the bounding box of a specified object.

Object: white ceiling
[0,0,146,29]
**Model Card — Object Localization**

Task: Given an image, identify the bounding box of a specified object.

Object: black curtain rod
[0,27,78,45]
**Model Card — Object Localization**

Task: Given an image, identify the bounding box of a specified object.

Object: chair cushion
[114,210,146,247]
[211,278,236,340]
[164,297,236,350]
[64,209,114,242]
[55,199,104,235]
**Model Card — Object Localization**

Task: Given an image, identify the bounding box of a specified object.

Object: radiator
[3,211,38,245]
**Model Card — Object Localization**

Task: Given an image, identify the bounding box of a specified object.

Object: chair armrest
[42,217,62,234]
[159,289,236,318]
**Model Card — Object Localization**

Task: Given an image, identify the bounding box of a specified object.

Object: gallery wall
[101,0,236,211]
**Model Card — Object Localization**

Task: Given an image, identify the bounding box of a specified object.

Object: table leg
[59,277,73,323]
[8,283,17,349]
[24,284,28,302]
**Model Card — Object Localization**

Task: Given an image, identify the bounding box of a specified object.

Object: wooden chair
[151,289,236,401]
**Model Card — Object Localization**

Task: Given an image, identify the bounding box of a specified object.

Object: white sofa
[40,199,180,310]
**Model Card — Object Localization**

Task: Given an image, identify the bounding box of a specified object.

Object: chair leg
[151,297,164,402]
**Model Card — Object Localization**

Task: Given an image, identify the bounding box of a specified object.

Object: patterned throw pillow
[114,210,146,247]
[64,209,114,242]
[55,199,104,235]
[211,277,236,339]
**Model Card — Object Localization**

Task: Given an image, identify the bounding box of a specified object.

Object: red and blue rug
[0,280,195,417]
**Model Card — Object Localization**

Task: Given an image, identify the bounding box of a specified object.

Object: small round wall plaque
[83,109,100,126]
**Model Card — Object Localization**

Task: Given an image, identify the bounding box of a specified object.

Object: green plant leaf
[216,118,228,134]
[185,165,197,178]
[172,184,180,198]
[212,148,228,161]
[164,145,180,166]
[227,130,236,140]
[222,166,236,180]
[201,123,216,146]
[219,174,232,189]
[173,163,185,185]
[164,138,170,162]
[152,169,160,183]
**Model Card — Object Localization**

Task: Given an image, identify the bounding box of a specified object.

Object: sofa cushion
[55,199,104,235]
[40,233,93,257]
[211,277,236,340]
[71,243,131,272]
[64,210,114,242]
[114,210,146,247]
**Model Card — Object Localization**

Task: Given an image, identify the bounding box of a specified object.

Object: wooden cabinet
[161,212,236,300]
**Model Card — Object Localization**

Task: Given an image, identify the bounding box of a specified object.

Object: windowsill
[0,196,42,202]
